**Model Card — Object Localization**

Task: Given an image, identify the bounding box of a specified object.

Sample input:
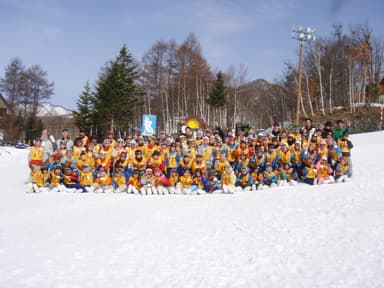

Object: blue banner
[141,114,156,136]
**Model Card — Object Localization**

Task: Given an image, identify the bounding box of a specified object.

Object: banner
[141,114,156,136]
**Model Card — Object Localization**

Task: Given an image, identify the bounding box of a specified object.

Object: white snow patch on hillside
[0,132,384,287]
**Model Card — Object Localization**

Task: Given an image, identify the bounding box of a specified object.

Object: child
[279,162,298,186]
[214,152,230,179]
[337,132,353,177]
[140,168,155,195]
[26,165,49,193]
[92,168,113,193]
[147,150,165,173]
[28,138,45,170]
[221,165,237,193]
[168,168,180,194]
[192,169,207,195]
[262,163,278,189]
[334,157,350,183]
[49,166,65,192]
[113,167,128,193]
[177,169,194,195]
[205,174,223,194]
[153,168,170,195]
[79,164,94,192]
[302,160,318,185]
[251,168,263,191]
[127,170,141,194]
[316,156,335,184]
[236,167,254,191]
[63,166,85,192]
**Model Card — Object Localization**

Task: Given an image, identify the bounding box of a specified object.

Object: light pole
[291,25,315,126]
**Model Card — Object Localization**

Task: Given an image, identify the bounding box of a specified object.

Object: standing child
[337,132,353,177]
[28,138,45,170]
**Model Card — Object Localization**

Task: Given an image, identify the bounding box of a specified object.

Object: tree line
[1,23,383,141]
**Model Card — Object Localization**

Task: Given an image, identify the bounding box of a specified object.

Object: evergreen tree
[73,81,94,134]
[207,71,227,108]
[93,45,143,133]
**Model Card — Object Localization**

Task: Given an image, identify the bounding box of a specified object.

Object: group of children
[26,118,353,194]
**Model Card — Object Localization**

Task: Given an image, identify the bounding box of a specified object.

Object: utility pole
[291,25,316,126]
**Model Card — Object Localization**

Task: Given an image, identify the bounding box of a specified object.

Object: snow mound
[1,131,384,287]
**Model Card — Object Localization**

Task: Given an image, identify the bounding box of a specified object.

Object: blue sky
[1,0,383,110]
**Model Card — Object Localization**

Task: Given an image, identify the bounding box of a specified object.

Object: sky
[0,0,383,110]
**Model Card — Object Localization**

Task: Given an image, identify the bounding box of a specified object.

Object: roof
[0,92,14,114]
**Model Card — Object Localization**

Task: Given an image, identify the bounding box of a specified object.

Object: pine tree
[73,81,94,134]
[93,45,143,134]
[207,71,226,108]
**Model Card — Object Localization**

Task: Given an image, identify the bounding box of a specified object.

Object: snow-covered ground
[1,131,384,288]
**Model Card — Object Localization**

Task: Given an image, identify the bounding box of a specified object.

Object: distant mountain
[15,102,73,118]
[37,102,73,117]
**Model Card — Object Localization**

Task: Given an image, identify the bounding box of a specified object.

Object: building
[0,92,14,142]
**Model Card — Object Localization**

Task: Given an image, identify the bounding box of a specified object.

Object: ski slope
[1,131,384,287]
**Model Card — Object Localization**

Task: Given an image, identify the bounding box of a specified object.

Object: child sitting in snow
[192,168,207,195]
[140,168,155,195]
[79,164,94,192]
[127,170,141,194]
[26,165,50,193]
[315,156,335,185]
[152,168,170,195]
[221,165,237,193]
[177,169,194,195]
[334,157,350,183]
[262,163,279,189]
[302,160,318,185]
[279,162,298,186]
[92,168,113,193]
[168,168,179,194]
[236,167,253,191]
[49,166,65,192]
[63,166,86,193]
[113,167,128,193]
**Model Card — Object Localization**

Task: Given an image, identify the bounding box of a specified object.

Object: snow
[37,102,73,117]
[1,132,384,287]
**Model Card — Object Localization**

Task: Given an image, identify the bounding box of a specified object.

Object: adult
[56,129,73,151]
[40,129,54,160]
[271,122,281,141]
[301,118,316,140]
[333,119,351,142]
[321,121,333,139]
